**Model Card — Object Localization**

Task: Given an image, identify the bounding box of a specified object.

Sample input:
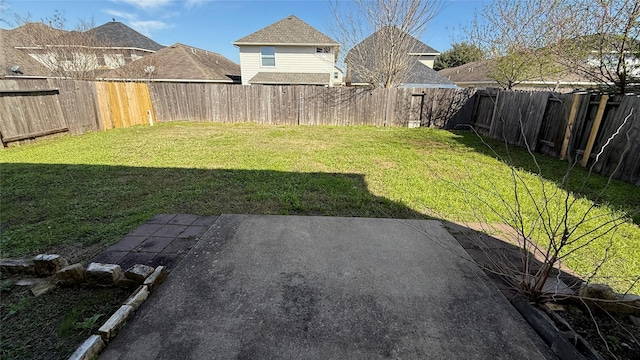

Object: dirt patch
[554,300,640,360]
[46,242,105,264]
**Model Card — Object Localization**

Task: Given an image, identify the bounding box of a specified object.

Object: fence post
[559,95,581,161]
[488,90,500,136]
[580,95,608,167]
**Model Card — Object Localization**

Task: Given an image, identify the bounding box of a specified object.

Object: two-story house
[346,26,455,88]
[233,15,340,86]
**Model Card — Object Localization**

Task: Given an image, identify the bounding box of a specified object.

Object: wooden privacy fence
[1,78,638,184]
[0,80,474,147]
[472,89,640,185]
[0,79,153,146]
[147,83,475,127]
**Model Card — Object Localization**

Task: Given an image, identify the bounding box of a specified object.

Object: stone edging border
[67,265,167,360]
[0,254,168,360]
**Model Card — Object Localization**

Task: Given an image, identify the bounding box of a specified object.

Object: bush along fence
[0,79,638,184]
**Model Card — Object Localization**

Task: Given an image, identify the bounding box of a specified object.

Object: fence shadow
[447,130,640,225]
[3,162,614,293]
[0,163,430,259]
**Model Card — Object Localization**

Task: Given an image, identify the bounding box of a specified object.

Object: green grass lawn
[1,122,638,293]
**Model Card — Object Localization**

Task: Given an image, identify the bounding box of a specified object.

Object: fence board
[0,88,67,146]
[48,79,101,135]
[591,96,640,184]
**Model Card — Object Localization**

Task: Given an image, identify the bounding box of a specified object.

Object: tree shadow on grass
[0,163,429,259]
[447,130,640,225]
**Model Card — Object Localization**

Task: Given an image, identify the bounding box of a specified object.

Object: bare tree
[102,53,163,82]
[467,0,573,90]
[468,0,640,93]
[330,0,443,88]
[554,0,640,94]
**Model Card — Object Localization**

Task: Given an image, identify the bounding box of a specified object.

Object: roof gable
[349,27,439,57]
[233,15,338,46]
[89,21,164,51]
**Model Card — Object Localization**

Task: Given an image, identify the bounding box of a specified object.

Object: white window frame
[261,46,275,67]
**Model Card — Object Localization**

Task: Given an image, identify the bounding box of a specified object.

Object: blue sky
[1,0,488,63]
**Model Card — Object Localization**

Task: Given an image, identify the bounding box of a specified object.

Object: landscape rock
[143,265,167,292]
[0,258,35,275]
[98,305,134,341]
[124,264,155,284]
[580,285,640,316]
[30,276,58,296]
[86,263,122,286]
[539,277,574,296]
[124,285,150,311]
[115,273,138,288]
[56,263,85,286]
[579,283,617,300]
[33,254,69,276]
[68,334,105,360]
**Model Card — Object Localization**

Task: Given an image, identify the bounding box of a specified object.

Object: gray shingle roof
[405,60,455,85]
[249,72,330,85]
[0,32,52,77]
[234,15,338,46]
[103,43,240,82]
[4,23,68,47]
[348,56,455,87]
[438,60,595,84]
[89,21,164,51]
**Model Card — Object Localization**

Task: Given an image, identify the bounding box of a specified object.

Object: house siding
[238,45,335,85]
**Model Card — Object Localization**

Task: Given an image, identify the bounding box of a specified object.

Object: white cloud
[130,20,170,36]
[109,0,173,11]
[185,0,208,9]
[103,9,136,21]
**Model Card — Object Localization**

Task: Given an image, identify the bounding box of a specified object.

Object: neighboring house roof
[0,32,52,77]
[89,21,164,51]
[438,61,489,83]
[350,27,440,57]
[438,60,599,87]
[233,15,338,46]
[401,59,457,88]
[4,22,68,47]
[249,72,330,85]
[102,43,240,82]
[347,27,448,87]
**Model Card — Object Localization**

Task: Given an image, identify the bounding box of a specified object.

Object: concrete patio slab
[101,215,555,359]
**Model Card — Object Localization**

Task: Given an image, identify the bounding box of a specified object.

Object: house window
[261,46,275,66]
[316,47,331,53]
[334,72,339,79]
